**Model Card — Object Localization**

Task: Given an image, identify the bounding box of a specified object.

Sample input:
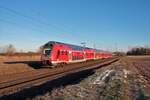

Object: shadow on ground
[4,61,44,69]
[0,69,95,100]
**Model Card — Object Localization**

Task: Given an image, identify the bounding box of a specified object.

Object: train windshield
[43,49,52,56]
[43,43,53,56]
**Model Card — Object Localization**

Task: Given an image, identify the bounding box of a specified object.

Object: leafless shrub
[3,44,16,55]
[113,52,126,56]
[0,46,3,53]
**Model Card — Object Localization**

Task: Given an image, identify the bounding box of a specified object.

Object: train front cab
[41,43,53,65]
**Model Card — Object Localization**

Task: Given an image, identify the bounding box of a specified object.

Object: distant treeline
[0,44,42,56]
[127,47,150,55]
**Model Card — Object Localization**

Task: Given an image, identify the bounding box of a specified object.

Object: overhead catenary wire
[1,5,102,49]
[0,5,75,35]
[0,5,79,43]
[0,18,49,34]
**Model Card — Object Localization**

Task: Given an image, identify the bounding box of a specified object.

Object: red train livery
[41,41,112,66]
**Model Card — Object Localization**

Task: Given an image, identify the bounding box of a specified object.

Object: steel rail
[0,57,119,96]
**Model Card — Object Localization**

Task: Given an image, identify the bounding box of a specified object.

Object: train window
[62,50,64,55]
[57,50,60,58]
[44,49,51,55]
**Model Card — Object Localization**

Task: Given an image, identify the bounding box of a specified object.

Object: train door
[65,50,69,61]
[56,50,60,61]
[68,51,72,61]
[60,50,68,62]
[61,50,65,61]
[56,50,64,61]
[56,50,64,62]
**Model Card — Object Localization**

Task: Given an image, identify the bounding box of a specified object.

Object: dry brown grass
[0,63,34,76]
[127,55,150,60]
[0,55,40,62]
[0,55,40,76]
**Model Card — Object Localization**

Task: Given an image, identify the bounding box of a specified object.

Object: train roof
[45,41,111,53]
[46,41,84,51]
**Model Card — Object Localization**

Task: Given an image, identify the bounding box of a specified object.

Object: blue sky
[0,0,150,52]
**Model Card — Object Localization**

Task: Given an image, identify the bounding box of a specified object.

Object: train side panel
[41,41,113,66]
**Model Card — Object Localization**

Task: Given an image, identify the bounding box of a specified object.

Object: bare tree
[0,46,3,53]
[127,47,150,55]
[4,44,16,55]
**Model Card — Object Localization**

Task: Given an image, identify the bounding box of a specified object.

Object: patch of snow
[123,69,130,78]
[93,69,115,85]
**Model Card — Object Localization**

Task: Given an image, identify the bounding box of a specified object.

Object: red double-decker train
[41,41,112,66]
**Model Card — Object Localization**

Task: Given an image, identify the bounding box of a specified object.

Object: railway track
[0,57,119,97]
